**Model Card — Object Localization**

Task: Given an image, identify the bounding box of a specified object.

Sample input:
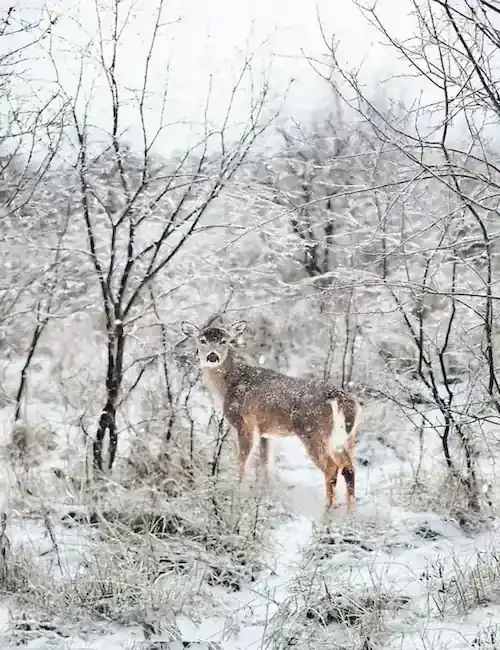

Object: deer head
[180,320,247,369]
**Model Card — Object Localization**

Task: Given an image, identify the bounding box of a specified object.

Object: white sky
[3,0,428,158]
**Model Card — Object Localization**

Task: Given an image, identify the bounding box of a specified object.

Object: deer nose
[207,352,219,363]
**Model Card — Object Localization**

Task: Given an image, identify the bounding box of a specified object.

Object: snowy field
[0,368,499,649]
[2,0,500,648]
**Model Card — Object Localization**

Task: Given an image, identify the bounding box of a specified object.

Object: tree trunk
[14,323,44,423]
[93,322,125,472]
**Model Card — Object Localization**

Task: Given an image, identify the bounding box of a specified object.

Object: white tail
[180,319,361,511]
[330,399,348,452]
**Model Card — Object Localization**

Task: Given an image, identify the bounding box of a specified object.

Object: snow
[1,342,499,650]
[2,1,500,648]
[0,417,498,650]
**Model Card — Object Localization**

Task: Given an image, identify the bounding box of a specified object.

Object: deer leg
[304,439,340,509]
[259,437,270,479]
[237,426,257,481]
[342,463,356,512]
[324,462,340,509]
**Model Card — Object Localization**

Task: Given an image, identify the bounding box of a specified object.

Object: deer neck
[202,350,237,405]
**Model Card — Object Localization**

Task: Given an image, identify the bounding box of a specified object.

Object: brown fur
[183,322,361,511]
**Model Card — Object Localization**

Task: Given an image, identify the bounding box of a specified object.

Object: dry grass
[421,549,500,617]
[268,566,410,650]
[0,418,290,644]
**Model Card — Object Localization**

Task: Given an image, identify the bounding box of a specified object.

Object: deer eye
[221,338,227,345]
[199,337,207,345]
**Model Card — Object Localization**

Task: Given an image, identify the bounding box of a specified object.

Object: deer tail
[329,398,349,453]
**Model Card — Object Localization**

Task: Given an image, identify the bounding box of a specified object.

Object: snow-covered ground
[1,409,499,650]
[2,0,500,647]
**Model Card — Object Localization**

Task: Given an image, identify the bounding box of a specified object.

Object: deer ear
[228,320,247,341]
[180,321,200,338]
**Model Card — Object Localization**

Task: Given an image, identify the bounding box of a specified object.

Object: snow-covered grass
[3,1,500,648]
[0,396,499,650]
[2,248,500,649]
[0,286,499,650]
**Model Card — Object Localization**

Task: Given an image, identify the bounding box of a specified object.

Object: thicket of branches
[2,0,500,542]
[298,0,500,510]
[2,0,500,510]
[3,0,500,644]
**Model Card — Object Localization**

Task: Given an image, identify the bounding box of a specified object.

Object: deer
[180,319,361,511]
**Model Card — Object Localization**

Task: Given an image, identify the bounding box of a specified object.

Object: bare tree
[256,97,416,289]
[0,5,64,215]
[0,4,69,431]
[312,0,500,508]
[45,0,277,473]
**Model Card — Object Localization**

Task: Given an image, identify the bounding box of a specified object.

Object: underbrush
[420,548,500,617]
[0,425,290,644]
[268,562,411,649]
[388,467,495,533]
[267,509,500,649]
